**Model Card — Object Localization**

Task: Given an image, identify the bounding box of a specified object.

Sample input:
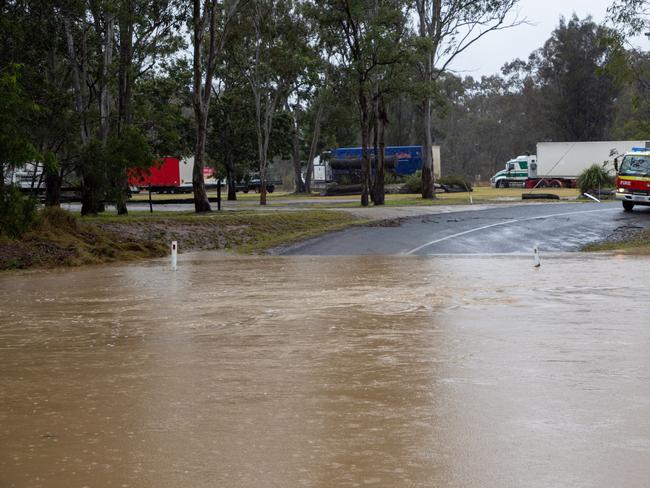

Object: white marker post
[533,246,541,268]
[171,241,178,271]
[583,192,601,203]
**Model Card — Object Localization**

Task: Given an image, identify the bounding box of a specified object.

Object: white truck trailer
[491,141,650,188]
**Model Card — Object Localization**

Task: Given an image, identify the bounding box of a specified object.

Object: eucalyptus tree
[232,0,310,205]
[608,0,650,37]
[414,0,521,198]
[191,0,241,212]
[208,78,259,200]
[113,0,187,214]
[308,0,410,206]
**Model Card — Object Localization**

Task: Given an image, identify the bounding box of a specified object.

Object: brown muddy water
[1,253,650,488]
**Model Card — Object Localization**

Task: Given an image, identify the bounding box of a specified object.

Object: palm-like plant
[577,163,615,194]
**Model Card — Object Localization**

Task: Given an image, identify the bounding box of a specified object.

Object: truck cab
[490,155,537,188]
[615,147,650,211]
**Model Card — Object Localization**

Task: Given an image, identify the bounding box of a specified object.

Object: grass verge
[583,227,650,255]
[130,187,581,207]
[0,207,362,270]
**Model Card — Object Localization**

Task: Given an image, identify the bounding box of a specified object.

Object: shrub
[439,174,473,191]
[0,185,37,238]
[38,206,78,233]
[577,164,614,194]
[402,170,422,193]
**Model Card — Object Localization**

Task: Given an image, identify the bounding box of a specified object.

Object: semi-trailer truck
[128,157,218,193]
[491,141,650,188]
[318,145,442,185]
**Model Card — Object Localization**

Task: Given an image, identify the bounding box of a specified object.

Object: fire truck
[615,147,650,212]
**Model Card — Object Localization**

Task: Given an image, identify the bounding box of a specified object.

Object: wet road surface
[2,253,650,487]
[286,202,650,255]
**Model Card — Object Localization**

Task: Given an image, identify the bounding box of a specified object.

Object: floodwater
[1,253,650,488]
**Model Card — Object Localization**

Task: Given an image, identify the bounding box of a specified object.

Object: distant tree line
[1,0,650,217]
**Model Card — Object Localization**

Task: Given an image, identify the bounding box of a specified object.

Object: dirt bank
[0,208,362,270]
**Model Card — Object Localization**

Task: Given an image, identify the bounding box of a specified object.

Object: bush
[402,170,422,193]
[439,174,473,191]
[577,164,614,194]
[38,206,78,233]
[0,185,37,238]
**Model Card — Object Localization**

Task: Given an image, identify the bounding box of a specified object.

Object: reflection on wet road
[1,253,650,487]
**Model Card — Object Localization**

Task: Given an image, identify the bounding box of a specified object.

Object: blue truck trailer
[329,146,424,176]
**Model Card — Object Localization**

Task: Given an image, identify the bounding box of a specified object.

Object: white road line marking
[404,207,619,255]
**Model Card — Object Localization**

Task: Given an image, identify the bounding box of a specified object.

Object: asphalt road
[285,202,650,255]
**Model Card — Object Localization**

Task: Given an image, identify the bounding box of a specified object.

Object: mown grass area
[129,187,581,207]
[0,207,362,270]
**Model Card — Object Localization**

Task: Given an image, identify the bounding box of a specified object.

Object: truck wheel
[268,186,275,193]
[550,180,562,188]
[623,201,634,212]
[243,189,249,194]
[496,180,508,189]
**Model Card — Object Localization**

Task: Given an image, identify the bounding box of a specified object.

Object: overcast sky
[450,0,645,78]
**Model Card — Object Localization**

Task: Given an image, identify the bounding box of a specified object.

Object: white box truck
[491,141,650,188]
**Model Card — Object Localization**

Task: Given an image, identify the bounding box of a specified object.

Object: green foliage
[0,186,37,238]
[38,206,78,233]
[132,63,194,157]
[0,65,39,170]
[439,174,473,190]
[577,164,615,193]
[614,119,650,140]
[78,140,108,215]
[402,170,422,193]
[531,15,622,141]
[77,128,155,214]
[608,0,650,37]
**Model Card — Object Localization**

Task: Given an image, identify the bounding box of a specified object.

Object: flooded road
[2,253,650,487]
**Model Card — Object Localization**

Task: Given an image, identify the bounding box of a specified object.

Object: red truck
[128,157,216,193]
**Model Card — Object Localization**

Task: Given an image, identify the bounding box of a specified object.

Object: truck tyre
[550,180,562,188]
[623,201,634,212]
[268,185,275,193]
[496,180,508,189]
[243,188,249,194]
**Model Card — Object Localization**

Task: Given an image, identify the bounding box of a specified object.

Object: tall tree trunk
[65,18,88,146]
[99,15,114,144]
[371,94,379,204]
[291,114,304,193]
[305,103,324,193]
[417,0,437,199]
[359,86,370,207]
[44,166,62,207]
[116,0,135,216]
[224,97,237,201]
[226,166,237,201]
[259,120,270,206]
[193,106,212,212]
[374,97,387,205]
[191,0,213,213]
[117,0,134,136]
[421,96,435,199]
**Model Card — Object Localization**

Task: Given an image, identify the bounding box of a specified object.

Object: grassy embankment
[0,207,362,270]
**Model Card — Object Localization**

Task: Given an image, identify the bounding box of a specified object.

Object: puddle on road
[1,253,650,488]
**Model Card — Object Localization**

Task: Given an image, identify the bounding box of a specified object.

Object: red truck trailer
[129,157,181,192]
[129,157,217,193]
